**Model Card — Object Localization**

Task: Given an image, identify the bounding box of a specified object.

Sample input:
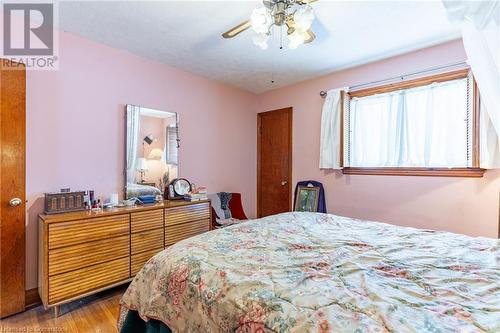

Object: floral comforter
[119,212,500,332]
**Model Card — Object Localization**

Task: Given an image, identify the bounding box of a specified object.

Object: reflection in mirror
[125,105,178,199]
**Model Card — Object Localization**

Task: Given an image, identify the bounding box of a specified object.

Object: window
[342,70,483,177]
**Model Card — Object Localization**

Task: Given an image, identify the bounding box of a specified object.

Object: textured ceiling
[58,1,461,93]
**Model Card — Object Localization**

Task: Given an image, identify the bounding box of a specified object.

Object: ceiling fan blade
[304,29,316,43]
[222,20,251,38]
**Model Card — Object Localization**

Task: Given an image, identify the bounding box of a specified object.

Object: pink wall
[257,40,500,238]
[25,31,257,289]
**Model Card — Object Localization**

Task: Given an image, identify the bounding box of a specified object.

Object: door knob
[281,180,288,186]
[9,198,22,207]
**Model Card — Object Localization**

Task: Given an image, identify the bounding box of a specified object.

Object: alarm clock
[167,178,191,200]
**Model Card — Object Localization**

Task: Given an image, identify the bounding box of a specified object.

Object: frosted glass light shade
[251,7,272,34]
[288,30,308,49]
[294,5,314,32]
[252,33,270,50]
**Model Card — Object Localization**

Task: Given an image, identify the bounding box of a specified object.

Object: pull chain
[271,25,286,84]
[175,112,180,148]
[280,24,283,50]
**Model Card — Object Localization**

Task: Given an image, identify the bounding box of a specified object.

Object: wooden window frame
[341,69,485,178]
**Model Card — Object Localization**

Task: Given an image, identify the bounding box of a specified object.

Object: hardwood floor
[0,286,126,333]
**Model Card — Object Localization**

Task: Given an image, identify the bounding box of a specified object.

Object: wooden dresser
[38,200,210,316]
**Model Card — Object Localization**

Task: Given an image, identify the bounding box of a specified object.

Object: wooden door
[0,61,26,317]
[257,108,292,217]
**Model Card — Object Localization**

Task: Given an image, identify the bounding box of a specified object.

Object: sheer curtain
[481,100,500,168]
[126,105,141,184]
[442,0,500,168]
[350,79,469,167]
[319,88,347,169]
[350,93,402,166]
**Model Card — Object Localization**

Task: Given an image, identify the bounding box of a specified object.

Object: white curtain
[350,79,469,167]
[319,88,347,169]
[481,101,500,168]
[442,0,500,168]
[126,105,141,183]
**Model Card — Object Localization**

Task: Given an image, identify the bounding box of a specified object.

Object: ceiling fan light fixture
[222,0,318,49]
[253,33,270,50]
[293,5,315,32]
[250,7,273,34]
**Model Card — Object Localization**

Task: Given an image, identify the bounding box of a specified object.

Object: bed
[118,212,500,332]
[126,182,162,198]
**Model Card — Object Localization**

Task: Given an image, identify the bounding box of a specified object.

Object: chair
[293,180,327,213]
[208,192,248,229]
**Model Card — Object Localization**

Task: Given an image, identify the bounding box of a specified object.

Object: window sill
[342,167,485,178]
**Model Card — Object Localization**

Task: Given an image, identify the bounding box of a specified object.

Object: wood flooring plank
[0,286,126,333]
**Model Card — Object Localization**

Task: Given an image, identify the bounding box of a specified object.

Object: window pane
[405,79,468,167]
[348,78,469,168]
[350,94,402,167]
[166,126,178,165]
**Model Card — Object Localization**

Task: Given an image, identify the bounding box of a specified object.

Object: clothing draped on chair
[209,192,248,229]
[218,192,233,219]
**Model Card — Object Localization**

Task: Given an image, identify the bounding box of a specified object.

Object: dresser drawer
[48,257,129,304]
[165,219,210,246]
[165,202,210,226]
[131,210,163,233]
[131,247,163,276]
[49,235,129,276]
[48,214,129,249]
[131,229,164,255]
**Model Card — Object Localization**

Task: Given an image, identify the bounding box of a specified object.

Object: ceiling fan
[222,0,318,50]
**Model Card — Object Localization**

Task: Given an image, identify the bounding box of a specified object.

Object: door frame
[257,107,293,218]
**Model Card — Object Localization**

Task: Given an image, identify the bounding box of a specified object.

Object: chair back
[293,181,327,213]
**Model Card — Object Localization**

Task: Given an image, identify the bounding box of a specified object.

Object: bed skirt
[119,308,172,333]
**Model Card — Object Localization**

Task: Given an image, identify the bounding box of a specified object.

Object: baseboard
[25,288,41,309]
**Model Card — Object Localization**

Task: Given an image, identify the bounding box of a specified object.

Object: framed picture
[294,185,320,212]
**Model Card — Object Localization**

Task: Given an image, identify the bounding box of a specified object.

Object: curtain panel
[319,88,347,169]
[126,105,141,184]
[442,0,500,168]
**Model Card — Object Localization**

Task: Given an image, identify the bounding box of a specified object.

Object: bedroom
[0,0,499,332]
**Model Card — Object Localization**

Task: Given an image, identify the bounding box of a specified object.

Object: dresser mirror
[125,105,179,199]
